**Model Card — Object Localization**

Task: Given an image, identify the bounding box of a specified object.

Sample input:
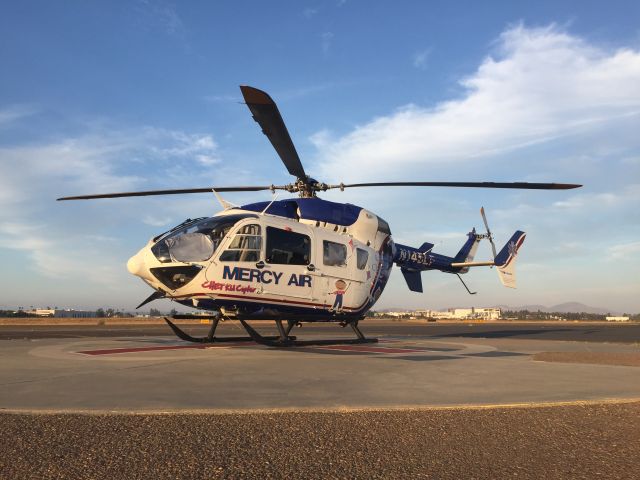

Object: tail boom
[394,229,526,292]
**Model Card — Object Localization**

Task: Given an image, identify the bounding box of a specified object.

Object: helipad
[1,322,638,412]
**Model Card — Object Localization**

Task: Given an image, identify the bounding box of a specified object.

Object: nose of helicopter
[127,250,146,276]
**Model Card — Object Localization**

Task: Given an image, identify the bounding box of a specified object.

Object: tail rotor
[480,207,497,262]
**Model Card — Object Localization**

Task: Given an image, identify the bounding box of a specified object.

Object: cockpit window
[219,224,262,262]
[165,233,214,263]
[151,214,258,263]
[377,217,391,235]
[152,217,206,243]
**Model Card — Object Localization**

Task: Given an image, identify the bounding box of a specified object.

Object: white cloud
[303,7,318,18]
[203,94,240,103]
[196,154,219,166]
[313,24,640,182]
[412,48,433,70]
[0,136,141,208]
[321,32,334,55]
[0,124,223,288]
[553,184,640,209]
[607,241,640,260]
[275,82,348,101]
[0,105,37,127]
[309,129,332,149]
[136,0,184,36]
[621,156,640,166]
[149,131,219,159]
[143,215,173,227]
[0,221,122,284]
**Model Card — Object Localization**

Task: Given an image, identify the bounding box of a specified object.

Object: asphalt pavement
[2,402,639,479]
[2,320,639,343]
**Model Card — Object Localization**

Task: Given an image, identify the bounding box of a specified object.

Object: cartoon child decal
[329,279,348,312]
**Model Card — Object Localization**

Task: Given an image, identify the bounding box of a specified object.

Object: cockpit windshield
[151,214,258,263]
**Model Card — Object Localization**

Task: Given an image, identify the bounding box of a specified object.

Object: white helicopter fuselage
[127,199,395,321]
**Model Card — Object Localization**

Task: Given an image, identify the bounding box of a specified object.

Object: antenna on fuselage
[261,193,280,215]
[212,188,237,210]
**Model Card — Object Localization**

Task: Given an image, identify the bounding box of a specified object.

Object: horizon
[2,300,636,317]
[1,2,639,313]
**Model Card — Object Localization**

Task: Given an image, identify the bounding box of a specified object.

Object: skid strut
[164,317,293,344]
[239,318,378,347]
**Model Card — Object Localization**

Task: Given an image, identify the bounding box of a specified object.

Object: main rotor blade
[57,185,283,201]
[330,181,582,190]
[240,85,307,181]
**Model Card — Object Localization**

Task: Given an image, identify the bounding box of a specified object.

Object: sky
[0,1,639,313]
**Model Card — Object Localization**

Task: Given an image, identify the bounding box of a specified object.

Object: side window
[323,240,347,267]
[356,248,369,270]
[377,217,392,235]
[266,226,311,265]
[219,224,262,262]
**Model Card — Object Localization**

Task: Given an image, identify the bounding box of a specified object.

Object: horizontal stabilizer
[450,261,495,268]
[401,268,423,293]
[419,242,434,252]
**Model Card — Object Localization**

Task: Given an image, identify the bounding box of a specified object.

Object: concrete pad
[1,331,639,412]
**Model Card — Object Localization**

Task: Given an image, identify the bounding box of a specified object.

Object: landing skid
[163,317,291,344]
[238,318,378,347]
[164,316,377,347]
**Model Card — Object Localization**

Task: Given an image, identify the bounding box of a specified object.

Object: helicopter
[58,85,581,347]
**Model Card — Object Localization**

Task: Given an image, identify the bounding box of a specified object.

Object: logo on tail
[495,231,526,288]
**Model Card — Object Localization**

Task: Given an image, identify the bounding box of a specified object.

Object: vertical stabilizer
[453,229,482,273]
[401,268,423,292]
[494,231,526,288]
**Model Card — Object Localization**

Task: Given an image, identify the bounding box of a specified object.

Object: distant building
[416,309,454,319]
[29,309,56,317]
[386,311,408,318]
[606,316,630,322]
[418,307,502,320]
[26,309,96,318]
[462,307,502,320]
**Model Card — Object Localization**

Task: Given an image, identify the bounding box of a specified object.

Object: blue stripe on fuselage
[394,243,463,273]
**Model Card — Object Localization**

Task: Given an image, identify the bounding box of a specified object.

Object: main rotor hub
[280,177,331,198]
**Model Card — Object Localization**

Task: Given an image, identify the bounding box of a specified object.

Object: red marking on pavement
[77,343,253,356]
[75,339,419,356]
[318,345,425,354]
